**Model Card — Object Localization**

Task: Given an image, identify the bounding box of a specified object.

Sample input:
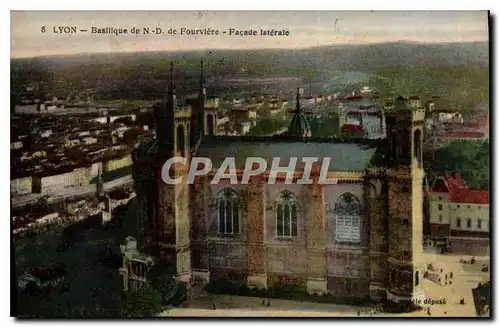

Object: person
[212,302,217,310]
[450,272,453,279]
[460,297,465,305]
[267,299,271,307]
[427,307,431,316]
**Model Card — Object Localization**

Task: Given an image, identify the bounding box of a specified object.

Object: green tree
[433,140,490,190]
[118,284,164,317]
[147,260,187,307]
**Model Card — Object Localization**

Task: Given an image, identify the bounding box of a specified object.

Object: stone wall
[448,237,490,256]
[327,276,370,298]
[193,176,393,299]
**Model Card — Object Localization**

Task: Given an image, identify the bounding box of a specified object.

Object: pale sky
[11,11,489,58]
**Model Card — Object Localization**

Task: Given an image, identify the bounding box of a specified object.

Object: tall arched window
[275,190,298,237]
[415,271,420,286]
[334,193,363,244]
[176,124,185,157]
[207,114,215,136]
[467,218,472,229]
[216,188,240,235]
[414,129,422,167]
[391,130,398,160]
[400,132,410,160]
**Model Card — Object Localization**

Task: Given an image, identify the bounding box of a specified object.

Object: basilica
[127,60,427,303]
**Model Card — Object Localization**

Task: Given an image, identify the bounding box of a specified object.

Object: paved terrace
[161,253,489,318]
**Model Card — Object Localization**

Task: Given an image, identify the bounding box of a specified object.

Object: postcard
[11,10,490,318]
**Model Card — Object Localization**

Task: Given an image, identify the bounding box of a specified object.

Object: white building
[438,112,464,124]
[11,176,32,196]
[11,141,23,150]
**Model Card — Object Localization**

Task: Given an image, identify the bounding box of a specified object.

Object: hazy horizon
[11,11,489,59]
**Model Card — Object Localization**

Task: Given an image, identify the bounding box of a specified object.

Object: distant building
[428,172,489,255]
[438,112,463,124]
[11,141,23,150]
[11,176,32,196]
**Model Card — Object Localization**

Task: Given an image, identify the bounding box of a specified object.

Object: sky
[11,11,489,58]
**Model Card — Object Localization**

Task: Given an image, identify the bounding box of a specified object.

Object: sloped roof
[341,124,363,132]
[450,188,489,204]
[430,172,489,204]
[196,136,378,172]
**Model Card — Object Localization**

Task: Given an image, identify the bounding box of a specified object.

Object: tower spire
[288,87,311,138]
[199,58,206,99]
[169,60,175,92]
[295,87,301,113]
[97,164,104,197]
[168,60,176,109]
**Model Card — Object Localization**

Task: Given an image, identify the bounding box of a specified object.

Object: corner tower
[200,59,218,137]
[384,95,425,303]
[190,58,218,153]
[132,61,191,283]
[159,61,191,283]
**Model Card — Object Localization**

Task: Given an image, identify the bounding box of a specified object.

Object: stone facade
[130,66,426,304]
[184,169,423,301]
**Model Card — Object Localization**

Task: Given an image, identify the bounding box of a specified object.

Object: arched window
[334,193,363,244]
[216,188,240,235]
[207,114,215,136]
[391,130,398,160]
[414,129,422,167]
[456,218,461,228]
[467,218,472,229]
[176,124,185,157]
[275,190,298,237]
[415,271,420,286]
[477,219,483,229]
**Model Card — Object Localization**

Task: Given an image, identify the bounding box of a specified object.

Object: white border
[4,2,498,327]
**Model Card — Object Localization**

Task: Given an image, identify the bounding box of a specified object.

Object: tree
[118,284,164,317]
[147,260,187,307]
[433,140,490,190]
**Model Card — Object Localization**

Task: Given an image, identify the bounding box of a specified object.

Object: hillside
[11,41,489,101]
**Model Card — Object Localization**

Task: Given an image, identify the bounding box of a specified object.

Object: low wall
[448,237,490,256]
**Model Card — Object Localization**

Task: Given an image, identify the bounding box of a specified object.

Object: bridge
[12,175,134,208]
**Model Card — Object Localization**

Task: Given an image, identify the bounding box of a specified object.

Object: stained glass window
[217,188,240,235]
[275,190,298,237]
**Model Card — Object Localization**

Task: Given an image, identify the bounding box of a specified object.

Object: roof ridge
[200,135,383,146]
